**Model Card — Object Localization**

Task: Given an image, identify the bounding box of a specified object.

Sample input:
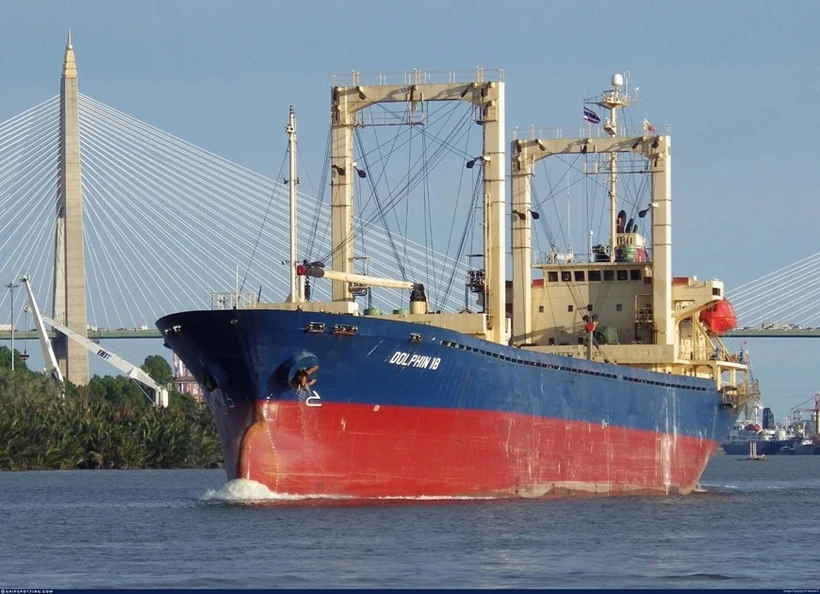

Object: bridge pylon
[52,32,89,385]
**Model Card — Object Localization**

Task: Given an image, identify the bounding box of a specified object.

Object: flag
[583,107,600,124]
[643,118,656,134]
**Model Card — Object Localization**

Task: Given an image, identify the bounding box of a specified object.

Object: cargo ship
[157,70,751,498]
[720,413,795,456]
[719,357,794,456]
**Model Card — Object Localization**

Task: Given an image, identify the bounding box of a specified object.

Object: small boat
[745,440,766,461]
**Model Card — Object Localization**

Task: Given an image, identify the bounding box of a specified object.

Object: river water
[1,454,817,589]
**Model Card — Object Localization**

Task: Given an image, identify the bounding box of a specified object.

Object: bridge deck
[723,329,820,338]
[0,330,162,341]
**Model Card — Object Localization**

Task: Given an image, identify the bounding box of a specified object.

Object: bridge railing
[211,292,259,310]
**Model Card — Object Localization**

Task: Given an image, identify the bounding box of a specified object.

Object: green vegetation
[0,346,222,470]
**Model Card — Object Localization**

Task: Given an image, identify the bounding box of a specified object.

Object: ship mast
[285,106,303,303]
[329,70,507,343]
[510,73,673,350]
[597,73,628,262]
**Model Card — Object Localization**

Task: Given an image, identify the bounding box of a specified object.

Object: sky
[1,0,819,420]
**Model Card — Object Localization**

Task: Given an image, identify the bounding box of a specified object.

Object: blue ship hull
[157,308,740,498]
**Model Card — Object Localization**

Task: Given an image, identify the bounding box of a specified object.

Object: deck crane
[20,275,169,408]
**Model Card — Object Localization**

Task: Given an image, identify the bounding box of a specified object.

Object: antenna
[595,72,630,262]
[285,106,303,303]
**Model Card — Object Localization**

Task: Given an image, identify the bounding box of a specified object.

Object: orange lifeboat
[699,300,738,334]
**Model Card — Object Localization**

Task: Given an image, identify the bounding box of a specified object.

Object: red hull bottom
[212,400,718,499]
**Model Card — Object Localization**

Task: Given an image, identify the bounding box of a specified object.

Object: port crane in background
[20,275,169,408]
[790,393,820,436]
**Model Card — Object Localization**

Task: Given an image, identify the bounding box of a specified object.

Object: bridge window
[548,271,558,282]
[603,270,615,281]
[589,270,602,282]
[630,269,642,281]
[561,271,571,282]
[617,270,628,281]
[574,271,585,282]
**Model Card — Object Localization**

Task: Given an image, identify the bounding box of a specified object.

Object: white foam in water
[201,480,497,504]
[202,479,355,503]
[203,479,302,503]
[698,482,739,491]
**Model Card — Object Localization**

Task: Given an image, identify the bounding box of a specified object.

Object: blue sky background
[1,0,819,420]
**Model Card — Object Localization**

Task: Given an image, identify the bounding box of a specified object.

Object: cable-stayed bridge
[0,40,816,385]
[0,40,484,384]
[723,254,820,338]
[1,92,473,322]
[0,39,506,383]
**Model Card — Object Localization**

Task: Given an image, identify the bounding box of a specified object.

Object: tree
[88,375,150,409]
[141,354,173,385]
[0,346,29,372]
[0,366,222,470]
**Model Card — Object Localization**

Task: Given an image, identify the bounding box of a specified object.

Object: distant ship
[157,71,751,499]
[720,407,794,456]
[787,394,820,455]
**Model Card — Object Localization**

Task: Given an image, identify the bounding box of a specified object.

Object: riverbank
[0,357,222,470]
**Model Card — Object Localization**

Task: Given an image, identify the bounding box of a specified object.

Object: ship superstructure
[510,75,747,394]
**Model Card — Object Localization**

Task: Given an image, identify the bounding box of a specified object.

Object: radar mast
[595,73,629,262]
